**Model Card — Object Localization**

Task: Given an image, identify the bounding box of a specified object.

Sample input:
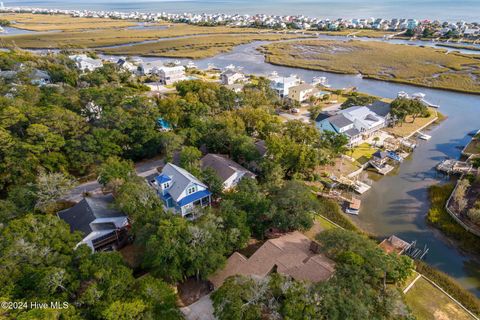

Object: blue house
[151,163,211,220]
[157,117,172,132]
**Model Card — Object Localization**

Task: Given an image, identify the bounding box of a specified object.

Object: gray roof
[343,127,361,137]
[255,140,267,157]
[161,163,207,202]
[315,112,331,122]
[200,154,255,183]
[328,114,353,129]
[367,100,391,118]
[57,194,123,236]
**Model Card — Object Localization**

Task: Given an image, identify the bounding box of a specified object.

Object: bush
[427,184,480,254]
[415,261,480,316]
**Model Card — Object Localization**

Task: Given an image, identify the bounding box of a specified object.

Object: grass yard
[385,107,438,138]
[404,276,476,320]
[0,20,282,49]
[102,33,310,59]
[316,157,361,178]
[0,13,138,31]
[463,133,480,156]
[349,143,377,165]
[261,40,480,94]
[303,215,337,239]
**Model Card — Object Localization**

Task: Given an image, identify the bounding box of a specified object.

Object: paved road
[66,157,164,202]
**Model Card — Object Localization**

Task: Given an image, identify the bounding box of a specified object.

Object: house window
[187,186,196,195]
[163,182,170,189]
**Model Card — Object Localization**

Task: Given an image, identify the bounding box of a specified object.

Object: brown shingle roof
[209,231,335,288]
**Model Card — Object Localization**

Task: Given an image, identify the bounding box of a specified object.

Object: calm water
[116,40,480,296]
[7,0,480,21]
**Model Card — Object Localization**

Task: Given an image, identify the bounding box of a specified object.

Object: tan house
[209,231,335,288]
[289,83,328,102]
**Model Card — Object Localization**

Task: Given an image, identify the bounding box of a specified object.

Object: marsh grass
[101,34,309,59]
[261,40,480,94]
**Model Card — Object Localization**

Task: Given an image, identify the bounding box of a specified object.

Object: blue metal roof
[157,117,172,129]
[155,174,172,184]
[177,189,211,207]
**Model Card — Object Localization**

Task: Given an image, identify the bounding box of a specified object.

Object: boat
[417,132,431,140]
[225,64,236,70]
[312,76,329,87]
[387,151,403,162]
[186,61,197,69]
[0,26,4,33]
[173,60,181,65]
[345,198,361,215]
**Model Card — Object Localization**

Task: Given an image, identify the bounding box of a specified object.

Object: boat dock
[369,160,394,175]
[436,159,476,175]
[331,175,371,194]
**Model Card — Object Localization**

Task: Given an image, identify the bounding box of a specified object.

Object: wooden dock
[436,159,476,175]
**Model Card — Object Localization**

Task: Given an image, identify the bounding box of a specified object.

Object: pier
[436,159,476,175]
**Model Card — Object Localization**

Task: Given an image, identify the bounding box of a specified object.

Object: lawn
[349,143,377,165]
[303,215,337,239]
[316,157,361,178]
[463,134,480,156]
[385,107,438,138]
[404,276,476,320]
[261,40,480,94]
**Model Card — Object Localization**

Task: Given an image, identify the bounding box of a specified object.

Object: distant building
[289,83,328,102]
[150,163,211,219]
[220,69,245,85]
[200,154,255,190]
[69,54,103,72]
[269,74,301,98]
[117,58,138,73]
[57,194,130,252]
[139,60,164,75]
[158,66,186,85]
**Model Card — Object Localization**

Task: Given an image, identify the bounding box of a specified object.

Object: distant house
[158,66,186,85]
[316,106,386,146]
[57,194,130,252]
[209,231,335,289]
[156,117,172,131]
[29,69,51,86]
[200,154,255,190]
[117,58,138,73]
[289,83,328,102]
[269,74,301,98]
[254,140,268,158]
[139,60,164,75]
[225,83,244,93]
[69,54,103,72]
[150,163,211,219]
[220,69,245,85]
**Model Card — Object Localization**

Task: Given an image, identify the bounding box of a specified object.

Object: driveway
[66,157,164,202]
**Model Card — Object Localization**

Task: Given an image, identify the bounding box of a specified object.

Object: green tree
[97,156,136,188]
[34,171,75,213]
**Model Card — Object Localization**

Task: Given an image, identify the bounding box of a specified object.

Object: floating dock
[436,159,475,175]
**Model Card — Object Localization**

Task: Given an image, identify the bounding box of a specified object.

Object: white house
[150,163,211,220]
[269,74,301,98]
[220,69,245,85]
[158,66,186,85]
[316,105,387,146]
[200,154,255,190]
[288,83,328,102]
[139,60,164,75]
[69,54,103,72]
[117,58,138,73]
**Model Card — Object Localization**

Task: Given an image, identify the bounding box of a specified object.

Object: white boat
[0,26,4,33]
[173,60,181,65]
[345,198,361,215]
[186,61,197,69]
[417,132,432,141]
[312,76,329,86]
[225,64,236,70]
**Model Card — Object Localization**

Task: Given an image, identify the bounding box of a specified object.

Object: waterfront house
[209,231,335,289]
[220,69,245,85]
[200,154,255,191]
[151,163,211,219]
[117,58,138,73]
[316,113,362,147]
[139,60,164,75]
[158,65,186,85]
[269,74,301,98]
[69,54,103,72]
[57,194,130,252]
[30,69,51,86]
[289,83,328,102]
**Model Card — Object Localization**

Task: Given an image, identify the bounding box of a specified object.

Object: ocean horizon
[4,0,480,22]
